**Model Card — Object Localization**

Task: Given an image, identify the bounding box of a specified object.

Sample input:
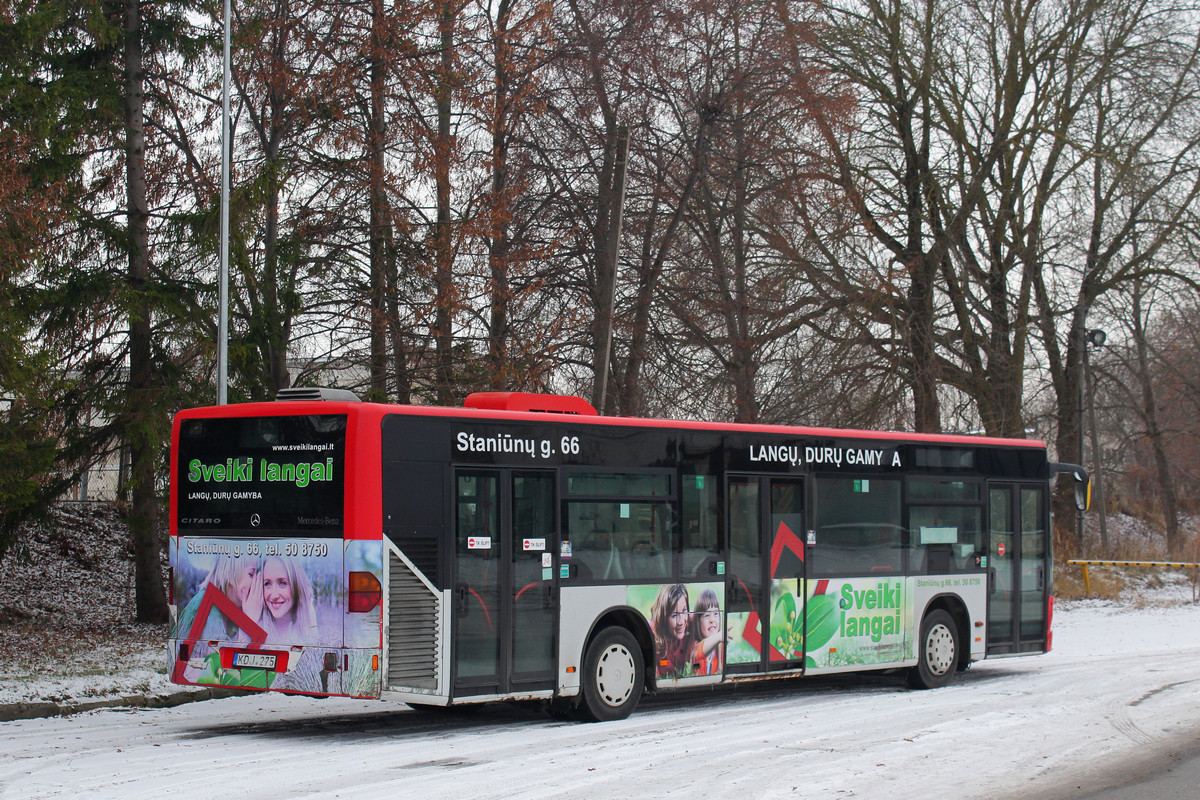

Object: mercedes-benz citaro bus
[168,388,1087,721]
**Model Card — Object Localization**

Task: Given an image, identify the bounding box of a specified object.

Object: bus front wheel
[578,626,644,722]
[907,609,959,690]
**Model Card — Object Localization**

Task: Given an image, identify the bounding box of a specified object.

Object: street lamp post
[1077,325,1087,550]
[217,0,231,405]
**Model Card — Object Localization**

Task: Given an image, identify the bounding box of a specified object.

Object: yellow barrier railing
[1066,559,1200,595]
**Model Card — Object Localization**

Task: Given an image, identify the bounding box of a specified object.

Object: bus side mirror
[1049,463,1089,511]
[1079,476,1091,512]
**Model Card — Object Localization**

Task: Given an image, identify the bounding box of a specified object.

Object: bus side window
[909,505,983,574]
[567,502,620,580]
[620,505,671,580]
[812,477,902,576]
[567,500,671,581]
[681,476,718,578]
[590,529,625,580]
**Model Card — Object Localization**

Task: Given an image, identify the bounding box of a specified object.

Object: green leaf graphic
[805,594,840,650]
[770,591,803,656]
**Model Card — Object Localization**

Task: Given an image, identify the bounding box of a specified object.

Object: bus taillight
[1046,595,1055,652]
[348,571,382,613]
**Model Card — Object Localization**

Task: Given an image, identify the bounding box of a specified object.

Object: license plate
[233,652,277,670]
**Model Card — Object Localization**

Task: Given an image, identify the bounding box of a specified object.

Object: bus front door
[727,476,806,673]
[453,469,557,696]
[987,484,1049,654]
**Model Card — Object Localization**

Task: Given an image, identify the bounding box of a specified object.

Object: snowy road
[2,600,1199,800]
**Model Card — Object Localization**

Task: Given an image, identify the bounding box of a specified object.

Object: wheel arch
[582,605,656,690]
[918,592,971,670]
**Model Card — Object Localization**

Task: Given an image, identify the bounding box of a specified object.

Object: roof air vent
[275,387,362,403]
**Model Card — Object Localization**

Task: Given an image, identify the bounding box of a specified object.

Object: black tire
[907,609,959,689]
[577,626,644,722]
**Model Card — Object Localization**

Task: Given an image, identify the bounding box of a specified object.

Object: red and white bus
[168,388,1085,720]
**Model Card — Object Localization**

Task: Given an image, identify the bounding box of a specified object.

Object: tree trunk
[434,0,455,404]
[487,0,513,392]
[620,118,712,417]
[906,253,939,432]
[908,0,938,433]
[368,0,389,402]
[260,9,291,397]
[123,0,167,624]
[591,126,629,412]
[1058,305,1088,552]
[1131,282,1181,556]
[725,109,756,423]
[387,256,412,404]
[263,161,290,393]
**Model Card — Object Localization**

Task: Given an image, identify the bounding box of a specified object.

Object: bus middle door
[766,478,806,668]
[726,476,806,672]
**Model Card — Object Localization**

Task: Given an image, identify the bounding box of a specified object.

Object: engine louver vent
[387,548,440,690]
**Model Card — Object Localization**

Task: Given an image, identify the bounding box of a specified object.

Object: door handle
[455,584,468,614]
[542,581,554,609]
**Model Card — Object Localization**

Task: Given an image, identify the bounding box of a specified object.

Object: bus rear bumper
[168,640,383,699]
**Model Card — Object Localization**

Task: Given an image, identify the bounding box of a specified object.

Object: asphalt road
[1079,739,1200,800]
[1023,725,1200,800]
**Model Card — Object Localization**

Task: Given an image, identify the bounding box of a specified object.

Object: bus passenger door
[454,469,557,696]
[987,484,1049,654]
[508,471,557,690]
[725,476,806,673]
[726,477,763,673]
[767,478,806,668]
[454,470,502,693]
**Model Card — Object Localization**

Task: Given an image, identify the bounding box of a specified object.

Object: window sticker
[920,527,957,545]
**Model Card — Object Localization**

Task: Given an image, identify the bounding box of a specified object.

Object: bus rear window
[176,414,346,536]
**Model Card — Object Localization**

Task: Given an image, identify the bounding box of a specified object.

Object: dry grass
[0,621,163,680]
[1054,564,1124,601]
[1055,514,1200,602]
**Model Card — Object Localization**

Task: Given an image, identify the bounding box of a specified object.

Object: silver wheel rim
[925,623,955,676]
[595,643,637,707]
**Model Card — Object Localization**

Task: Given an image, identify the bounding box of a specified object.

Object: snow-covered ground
[3,507,1198,798]
[2,587,1199,800]
[0,504,170,707]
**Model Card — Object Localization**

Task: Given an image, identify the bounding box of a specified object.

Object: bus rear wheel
[578,626,644,722]
[907,609,959,689]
